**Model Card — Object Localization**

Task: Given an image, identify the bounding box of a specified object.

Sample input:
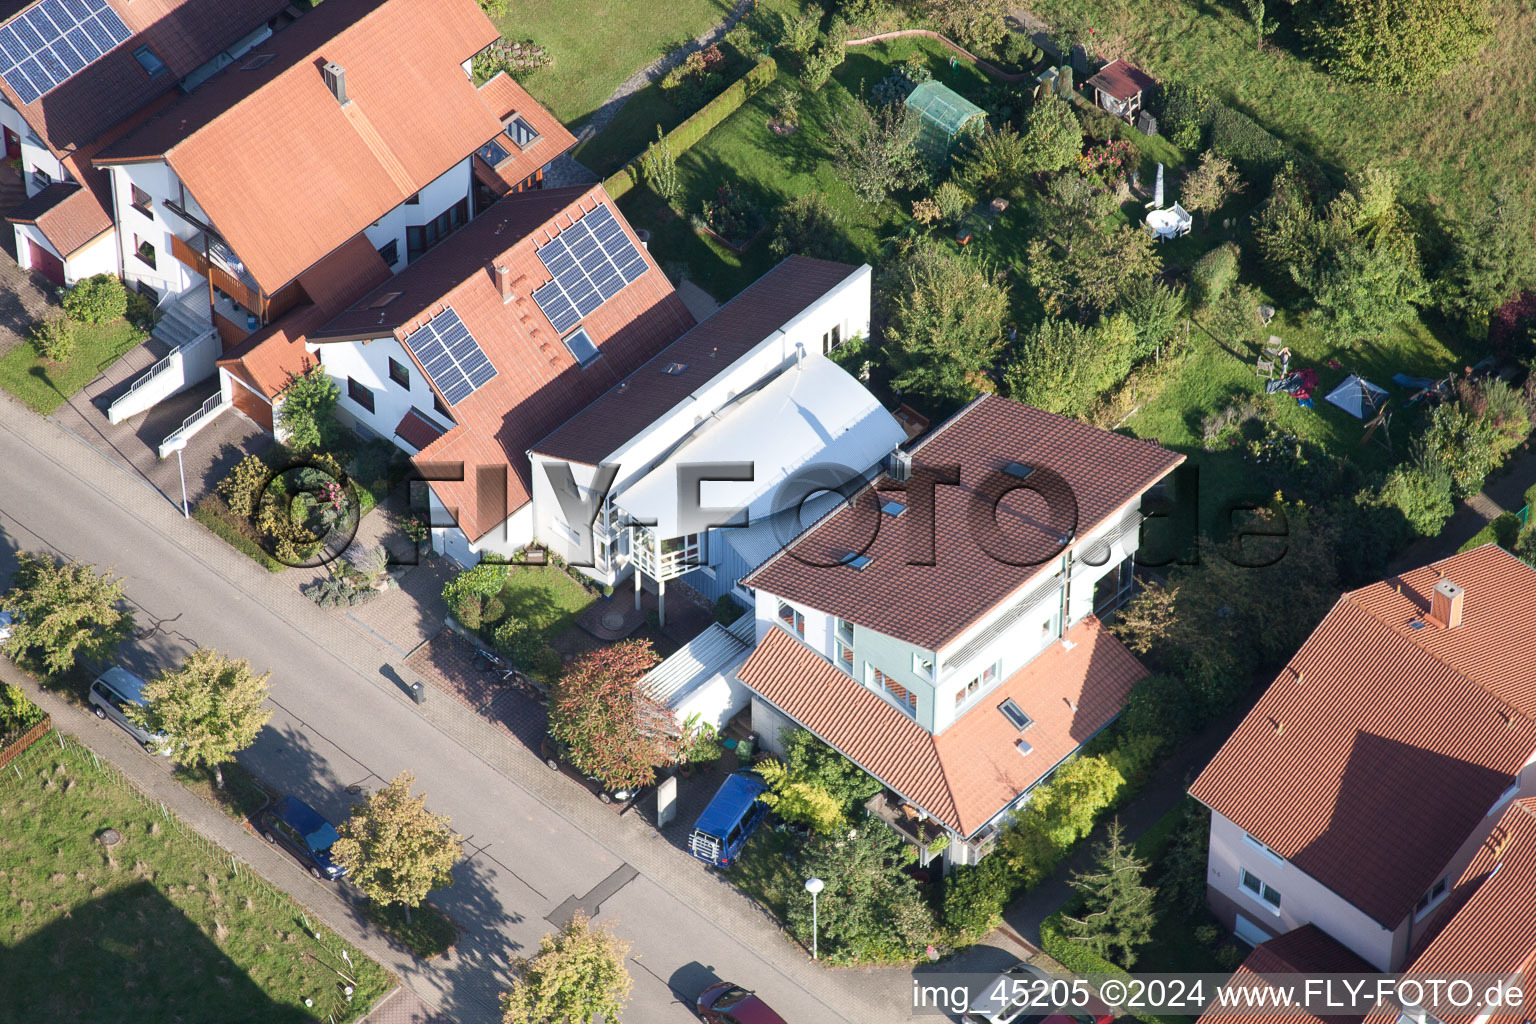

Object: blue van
[688,770,769,867]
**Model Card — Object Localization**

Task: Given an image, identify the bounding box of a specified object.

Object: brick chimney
[495,264,512,303]
[1427,579,1464,629]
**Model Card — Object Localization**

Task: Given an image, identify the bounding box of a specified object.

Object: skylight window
[999,699,1034,731]
[1004,462,1035,480]
[507,115,540,148]
[880,497,907,517]
[662,362,689,375]
[134,46,167,78]
[1016,739,1034,757]
[562,327,600,368]
[241,53,277,71]
[847,554,874,571]
[478,139,510,165]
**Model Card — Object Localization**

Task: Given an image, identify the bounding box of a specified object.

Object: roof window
[847,554,874,571]
[241,53,276,71]
[562,327,600,368]
[880,497,907,517]
[1016,739,1034,757]
[662,362,689,375]
[478,139,510,165]
[1004,461,1035,480]
[507,115,539,148]
[999,699,1034,731]
[134,46,168,78]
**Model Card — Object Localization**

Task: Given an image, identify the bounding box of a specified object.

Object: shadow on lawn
[5,882,318,1022]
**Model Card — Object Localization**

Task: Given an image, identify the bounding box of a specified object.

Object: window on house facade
[777,601,804,638]
[912,652,934,680]
[821,324,842,354]
[1414,877,1448,919]
[405,192,420,205]
[1239,868,1282,913]
[955,661,1000,709]
[30,165,50,192]
[834,619,854,674]
[432,392,452,418]
[377,238,398,266]
[130,184,153,216]
[136,280,159,304]
[405,198,468,261]
[134,237,156,269]
[347,378,375,413]
[1093,555,1137,617]
[869,665,917,717]
[1243,832,1285,866]
[387,358,410,388]
[661,532,705,567]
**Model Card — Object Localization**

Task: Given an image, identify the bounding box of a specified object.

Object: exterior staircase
[106,289,219,425]
[152,289,214,350]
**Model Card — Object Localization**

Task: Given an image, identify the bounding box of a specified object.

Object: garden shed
[1085,59,1157,122]
[904,80,986,160]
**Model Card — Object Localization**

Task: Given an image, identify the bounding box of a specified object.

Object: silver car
[88,668,170,754]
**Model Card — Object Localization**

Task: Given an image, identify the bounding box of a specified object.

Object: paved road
[2,397,994,1022]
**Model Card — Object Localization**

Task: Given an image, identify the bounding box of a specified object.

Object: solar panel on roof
[531,204,647,333]
[0,0,129,102]
[402,307,497,407]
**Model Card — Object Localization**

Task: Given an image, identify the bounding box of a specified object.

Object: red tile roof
[532,256,863,465]
[1364,799,1536,1024]
[1085,59,1157,101]
[743,394,1184,650]
[473,72,577,188]
[1190,545,1536,928]
[5,182,111,257]
[0,0,289,154]
[737,615,1148,837]
[1202,925,1374,1024]
[99,0,506,292]
[395,408,449,452]
[318,185,694,541]
[215,231,392,399]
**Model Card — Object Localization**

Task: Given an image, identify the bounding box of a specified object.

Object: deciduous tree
[878,239,1008,405]
[954,121,1030,199]
[639,126,680,203]
[129,649,272,786]
[829,94,922,204]
[548,639,677,791]
[769,192,851,262]
[1179,151,1245,228]
[501,912,632,1024]
[0,554,134,675]
[1019,97,1082,174]
[332,771,462,920]
[1061,818,1157,967]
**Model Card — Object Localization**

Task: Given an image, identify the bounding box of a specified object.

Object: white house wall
[313,336,451,452]
[430,488,534,568]
[361,156,474,272]
[109,160,205,302]
[13,223,116,285]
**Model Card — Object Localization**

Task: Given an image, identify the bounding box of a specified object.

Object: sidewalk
[0,661,422,1022]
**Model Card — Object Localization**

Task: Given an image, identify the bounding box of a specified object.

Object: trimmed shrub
[1191,242,1240,305]
[531,645,564,682]
[1208,104,1287,175]
[605,56,777,199]
[191,496,285,573]
[61,273,128,324]
[493,618,544,666]
[218,454,275,517]
[124,288,156,330]
[31,314,76,363]
[942,856,1014,940]
[0,683,46,737]
[1160,81,1213,152]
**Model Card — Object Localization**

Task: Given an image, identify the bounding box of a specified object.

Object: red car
[696,982,788,1024]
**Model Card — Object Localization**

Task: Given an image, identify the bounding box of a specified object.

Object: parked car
[87,667,170,754]
[688,770,768,868]
[259,795,347,880]
[0,609,13,644]
[695,982,788,1024]
[540,735,639,805]
[962,961,1115,1024]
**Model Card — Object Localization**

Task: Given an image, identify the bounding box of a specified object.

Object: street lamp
[804,876,824,960]
[163,437,190,518]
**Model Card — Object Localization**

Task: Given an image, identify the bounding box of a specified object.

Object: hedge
[192,495,286,573]
[1040,913,1192,1024]
[604,55,778,200]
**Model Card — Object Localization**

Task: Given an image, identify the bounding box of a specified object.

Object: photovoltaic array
[403,307,496,407]
[531,204,647,334]
[0,0,132,105]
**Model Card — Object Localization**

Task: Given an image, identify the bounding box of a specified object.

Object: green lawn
[0,734,391,1022]
[497,564,596,637]
[0,318,145,415]
[495,0,736,128]
[1030,0,1536,216]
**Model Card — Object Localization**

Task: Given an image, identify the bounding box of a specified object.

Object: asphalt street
[0,399,1005,1022]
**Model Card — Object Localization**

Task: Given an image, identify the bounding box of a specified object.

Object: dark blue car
[260,796,346,880]
[689,771,769,868]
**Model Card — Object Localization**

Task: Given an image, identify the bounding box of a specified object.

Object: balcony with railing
[628,525,705,582]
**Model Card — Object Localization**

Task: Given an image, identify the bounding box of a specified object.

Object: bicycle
[476,646,540,697]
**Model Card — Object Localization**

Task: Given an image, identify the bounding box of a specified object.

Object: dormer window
[507,115,539,148]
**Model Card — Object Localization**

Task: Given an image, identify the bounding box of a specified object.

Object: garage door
[230,380,274,432]
[27,239,64,286]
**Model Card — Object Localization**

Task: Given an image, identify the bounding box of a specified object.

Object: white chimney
[887,449,912,482]
[322,61,348,105]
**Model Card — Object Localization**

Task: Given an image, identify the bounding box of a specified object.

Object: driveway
[0,394,948,1022]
